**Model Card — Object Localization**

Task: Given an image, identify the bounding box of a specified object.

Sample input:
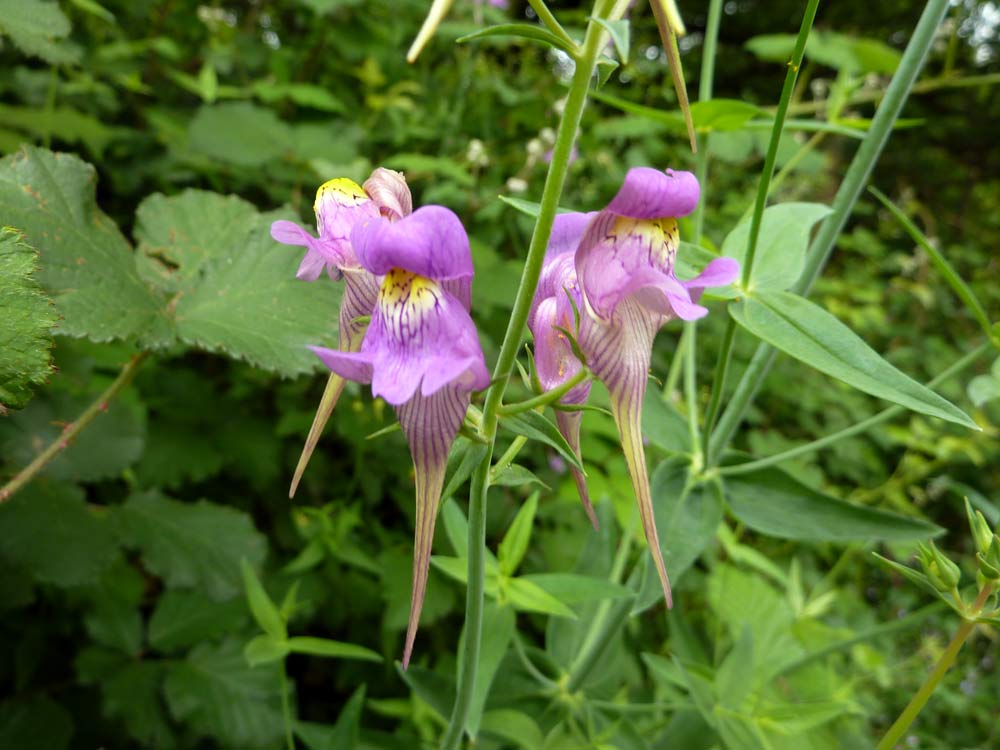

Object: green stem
[280,662,295,750]
[876,585,995,750]
[702,0,819,464]
[0,351,151,503]
[499,368,591,416]
[490,435,528,480]
[526,0,578,53]
[662,325,688,398]
[439,13,609,750]
[709,0,952,460]
[717,341,990,477]
[683,322,701,465]
[689,0,723,244]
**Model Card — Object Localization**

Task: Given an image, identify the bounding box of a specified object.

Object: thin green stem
[709,0,952,460]
[662,325,688,398]
[717,341,989,477]
[527,0,578,54]
[702,0,818,465]
[499,368,591,416]
[440,12,609,749]
[683,322,701,464]
[0,351,151,503]
[869,186,995,343]
[689,0,723,244]
[280,662,295,750]
[512,632,557,689]
[490,435,528,480]
[876,585,995,750]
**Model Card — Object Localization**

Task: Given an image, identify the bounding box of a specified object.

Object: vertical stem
[876,585,995,750]
[280,662,295,750]
[684,321,701,465]
[701,0,820,464]
[709,0,952,460]
[690,0,724,245]
[0,352,151,503]
[439,12,609,750]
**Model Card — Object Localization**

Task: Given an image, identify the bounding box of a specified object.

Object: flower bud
[978,535,1000,580]
[965,499,994,557]
[918,542,961,592]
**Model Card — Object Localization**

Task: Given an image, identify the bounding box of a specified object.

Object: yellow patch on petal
[378,270,442,344]
[314,177,368,213]
[611,216,680,270]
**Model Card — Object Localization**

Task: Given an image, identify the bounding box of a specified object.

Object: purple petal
[309,346,374,385]
[605,167,700,220]
[314,178,379,269]
[271,220,342,281]
[683,257,741,299]
[397,386,470,668]
[338,268,380,344]
[529,297,589,402]
[363,167,413,220]
[296,249,329,281]
[351,206,473,281]
[544,211,597,262]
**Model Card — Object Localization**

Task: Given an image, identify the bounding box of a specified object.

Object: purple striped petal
[543,211,596,263]
[314,178,379,269]
[605,167,700,220]
[364,167,413,220]
[579,298,672,607]
[271,220,340,281]
[309,346,374,385]
[351,206,474,282]
[397,385,470,668]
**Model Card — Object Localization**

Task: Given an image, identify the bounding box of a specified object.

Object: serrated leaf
[286,636,382,662]
[457,23,575,54]
[188,102,291,166]
[164,638,284,749]
[730,290,977,428]
[170,202,343,376]
[500,411,584,472]
[0,147,169,345]
[720,203,832,291]
[113,490,267,600]
[0,228,56,410]
[0,482,118,587]
[0,0,78,64]
[725,465,942,541]
[148,590,247,652]
[498,492,538,576]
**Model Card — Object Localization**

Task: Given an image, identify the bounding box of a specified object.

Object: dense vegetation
[1,1,999,749]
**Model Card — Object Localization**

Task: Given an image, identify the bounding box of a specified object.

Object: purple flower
[529,168,737,608]
[271,170,412,497]
[528,212,598,528]
[310,206,489,668]
[575,167,739,607]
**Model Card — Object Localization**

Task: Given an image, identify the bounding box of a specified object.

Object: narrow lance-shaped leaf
[498,491,539,576]
[730,289,977,428]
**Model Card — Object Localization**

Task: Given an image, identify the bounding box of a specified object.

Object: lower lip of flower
[611,215,679,271]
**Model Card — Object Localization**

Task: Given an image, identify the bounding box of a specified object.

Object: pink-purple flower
[271,170,412,497]
[311,206,489,667]
[532,167,739,608]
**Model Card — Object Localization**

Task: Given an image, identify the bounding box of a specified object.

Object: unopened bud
[979,535,1000,580]
[918,542,961,592]
[965,499,993,556]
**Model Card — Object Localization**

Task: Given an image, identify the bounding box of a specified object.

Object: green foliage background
[0,1,999,748]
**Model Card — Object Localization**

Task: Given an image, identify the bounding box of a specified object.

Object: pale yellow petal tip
[314,177,368,213]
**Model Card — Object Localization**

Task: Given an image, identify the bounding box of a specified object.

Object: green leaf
[0,696,73,750]
[592,91,761,134]
[241,559,286,639]
[457,23,575,55]
[491,463,548,489]
[716,626,756,710]
[462,603,515,738]
[148,590,247,652]
[172,203,342,376]
[441,441,488,503]
[0,0,78,64]
[244,634,290,666]
[591,18,629,61]
[724,465,942,541]
[500,411,585,472]
[295,685,365,750]
[0,104,128,158]
[252,81,346,113]
[969,361,1000,407]
[383,153,474,187]
[188,102,291,166]
[396,664,455,720]
[102,662,175,748]
[720,203,832,290]
[641,389,690,454]
[0,482,117,587]
[746,31,901,74]
[113,490,267,600]
[498,492,539,576]
[635,458,724,613]
[871,553,944,601]
[730,290,977,428]
[164,638,284,749]
[0,229,56,411]
[286,636,382,662]
[0,147,169,345]
[505,577,576,618]
[497,195,573,218]
[480,709,544,750]
[518,573,634,604]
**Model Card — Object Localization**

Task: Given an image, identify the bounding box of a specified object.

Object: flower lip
[351,206,474,281]
[605,167,700,220]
